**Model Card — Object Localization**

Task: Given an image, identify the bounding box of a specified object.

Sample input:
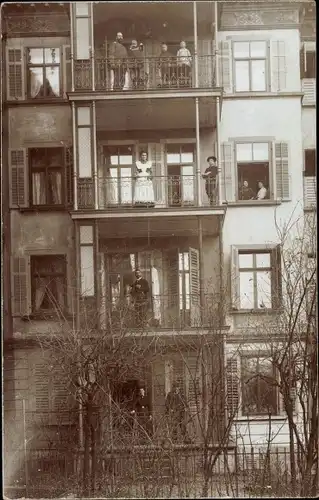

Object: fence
[4,445,301,498]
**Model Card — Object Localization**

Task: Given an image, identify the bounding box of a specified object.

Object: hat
[207,156,217,162]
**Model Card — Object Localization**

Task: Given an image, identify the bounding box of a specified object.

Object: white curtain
[50,171,62,204]
[32,173,46,205]
[181,165,195,203]
[151,266,161,323]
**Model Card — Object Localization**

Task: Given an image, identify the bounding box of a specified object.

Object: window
[233,41,267,92]
[27,48,61,98]
[238,250,276,309]
[301,49,316,79]
[30,148,64,206]
[241,356,278,416]
[104,145,135,205]
[31,256,66,315]
[236,142,270,201]
[304,149,316,177]
[166,144,195,206]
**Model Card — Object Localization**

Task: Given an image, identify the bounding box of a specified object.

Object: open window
[31,255,66,316]
[166,143,195,206]
[241,355,278,416]
[236,142,270,201]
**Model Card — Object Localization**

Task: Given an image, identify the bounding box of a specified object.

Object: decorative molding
[5,14,70,36]
[220,6,299,30]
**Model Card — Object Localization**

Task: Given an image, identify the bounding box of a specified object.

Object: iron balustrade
[77,175,219,209]
[73,55,216,91]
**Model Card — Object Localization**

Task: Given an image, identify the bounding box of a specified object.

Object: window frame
[232,40,269,93]
[29,146,66,208]
[31,254,67,317]
[27,46,62,99]
[241,353,279,417]
[234,140,273,202]
[165,143,196,206]
[304,148,316,177]
[103,144,136,205]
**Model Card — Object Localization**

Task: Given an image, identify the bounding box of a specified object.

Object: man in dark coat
[130,270,150,327]
[157,43,175,87]
[202,156,218,205]
[132,387,153,440]
[165,382,188,442]
[128,40,147,89]
[109,32,128,91]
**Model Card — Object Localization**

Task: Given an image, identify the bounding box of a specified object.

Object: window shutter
[35,363,50,413]
[220,142,235,203]
[62,45,72,97]
[231,246,240,310]
[152,360,165,427]
[279,385,297,415]
[186,356,202,441]
[218,41,232,93]
[165,250,179,328]
[98,252,107,330]
[11,256,31,317]
[302,78,316,105]
[270,41,287,92]
[6,47,25,101]
[189,247,200,327]
[52,373,69,415]
[64,146,74,207]
[226,356,240,418]
[274,142,290,201]
[198,39,214,87]
[271,244,282,310]
[9,149,29,208]
[148,142,164,205]
[300,46,306,79]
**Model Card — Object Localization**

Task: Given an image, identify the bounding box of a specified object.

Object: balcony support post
[195,97,202,206]
[92,102,98,210]
[216,97,222,205]
[193,1,199,88]
[94,220,100,322]
[70,3,75,92]
[90,2,95,91]
[197,216,204,324]
[218,217,224,326]
[72,102,78,210]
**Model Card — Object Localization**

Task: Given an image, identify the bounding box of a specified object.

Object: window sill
[223,200,281,207]
[234,415,286,422]
[20,206,70,213]
[5,98,70,106]
[224,91,304,99]
[230,309,279,315]
[21,313,73,322]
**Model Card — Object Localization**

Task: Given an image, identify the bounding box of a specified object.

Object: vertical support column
[72,102,78,210]
[73,2,94,90]
[193,1,199,88]
[70,3,75,92]
[197,217,204,324]
[92,102,98,209]
[90,2,95,91]
[93,220,100,321]
[218,216,224,326]
[195,97,202,206]
[214,1,219,87]
[216,97,222,205]
[76,105,94,208]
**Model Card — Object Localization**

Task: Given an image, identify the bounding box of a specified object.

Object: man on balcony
[202,156,218,206]
[157,43,175,88]
[109,32,128,91]
[130,270,150,327]
[129,40,147,90]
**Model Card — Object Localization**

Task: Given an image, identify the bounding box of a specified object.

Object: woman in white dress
[133,151,155,206]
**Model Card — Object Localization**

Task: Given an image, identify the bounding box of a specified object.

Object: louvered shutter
[62,45,72,97]
[186,356,202,441]
[271,245,282,310]
[231,246,240,310]
[35,363,50,413]
[226,357,239,419]
[98,252,107,330]
[52,373,69,421]
[274,142,290,201]
[152,360,165,437]
[166,250,179,328]
[189,247,200,327]
[300,46,306,79]
[11,256,31,317]
[6,47,25,101]
[218,41,232,93]
[270,41,287,92]
[9,149,29,208]
[198,39,214,87]
[220,142,235,203]
[302,78,316,105]
[64,146,74,207]
[148,142,164,205]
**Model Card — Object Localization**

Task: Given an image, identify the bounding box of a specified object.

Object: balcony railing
[74,55,216,92]
[77,175,219,209]
[304,176,316,208]
[98,293,221,332]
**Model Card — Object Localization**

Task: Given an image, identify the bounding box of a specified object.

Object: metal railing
[74,55,216,91]
[77,175,219,209]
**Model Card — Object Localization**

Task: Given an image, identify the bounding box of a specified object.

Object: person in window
[239,180,255,200]
[157,43,175,88]
[256,181,268,200]
[128,40,147,90]
[176,40,192,87]
[109,32,128,91]
[165,382,189,443]
[133,151,155,206]
[130,270,150,327]
[131,387,153,441]
[202,156,218,205]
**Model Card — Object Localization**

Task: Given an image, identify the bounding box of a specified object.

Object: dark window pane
[237,162,270,200]
[305,51,316,78]
[48,170,63,204]
[305,149,316,177]
[45,67,60,96]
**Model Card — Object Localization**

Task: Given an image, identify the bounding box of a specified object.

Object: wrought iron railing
[74,55,216,91]
[77,175,219,209]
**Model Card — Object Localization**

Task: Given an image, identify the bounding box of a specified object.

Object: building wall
[302,108,316,149]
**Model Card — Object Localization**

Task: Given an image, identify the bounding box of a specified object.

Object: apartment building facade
[2,0,316,482]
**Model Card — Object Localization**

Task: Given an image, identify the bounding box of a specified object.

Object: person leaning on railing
[202,155,218,206]
[108,32,128,91]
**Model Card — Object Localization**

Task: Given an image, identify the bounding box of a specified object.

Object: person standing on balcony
[202,156,218,205]
[128,40,147,90]
[131,387,153,441]
[109,32,128,91]
[165,382,189,443]
[133,151,155,206]
[130,269,150,327]
[176,41,192,87]
[157,43,175,88]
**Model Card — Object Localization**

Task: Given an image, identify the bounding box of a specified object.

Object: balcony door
[166,144,196,206]
[102,145,136,206]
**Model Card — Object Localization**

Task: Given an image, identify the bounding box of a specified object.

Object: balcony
[74,55,216,92]
[77,174,219,211]
[304,176,316,209]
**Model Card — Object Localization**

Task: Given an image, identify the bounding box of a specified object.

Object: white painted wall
[218,29,301,93]
[302,108,317,149]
